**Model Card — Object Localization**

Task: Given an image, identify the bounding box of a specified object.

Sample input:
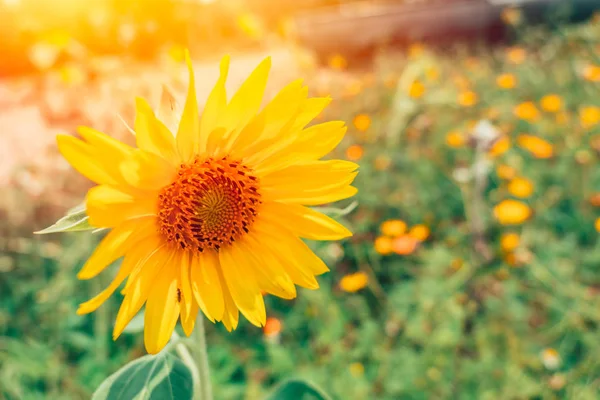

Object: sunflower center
[158,156,261,252]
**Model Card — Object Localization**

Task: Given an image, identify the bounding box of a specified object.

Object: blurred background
[3,0,600,398]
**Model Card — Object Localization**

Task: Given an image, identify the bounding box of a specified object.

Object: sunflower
[57,52,357,354]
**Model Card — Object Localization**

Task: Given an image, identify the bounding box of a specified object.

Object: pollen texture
[158,156,261,251]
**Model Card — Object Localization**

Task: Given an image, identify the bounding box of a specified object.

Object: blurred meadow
[3,0,600,399]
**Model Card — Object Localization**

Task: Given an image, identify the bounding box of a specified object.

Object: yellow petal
[156,84,181,133]
[179,251,193,315]
[266,245,319,289]
[119,149,176,191]
[259,202,352,240]
[253,121,347,178]
[144,264,180,354]
[240,89,308,165]
[239,236,296,299]
[223,56,271,133]
[226,79,305,154]
[78,217,157,279]
[199,55,230,154]
[134,97,178,164]
[57,135,118,185]
[190,251,224,322]
[251,222,322,289]
[218,245,266,327]
[215,266,239,331]
[176,50,201,163]
[77,126,131,162]
[77,127,136,186]
[76,242,158,315]
[253,221,329,275]
[290,96,331,131]
[260,161,358,205]
[86,185,158,228]
[181,298,199,337]
[113,247,173,339]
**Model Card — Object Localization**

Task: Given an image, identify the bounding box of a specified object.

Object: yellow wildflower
[339,272,369,293]
[501,7,522,25]
[446,131,465,148]
[514,101,540,122]
[409,80,426,98]
[489,136,511,157]
[328,53,347,70]
[500,232,520,252]
[408,225,430,242]
[380,220,407,237]
[494,200,532,225]
[540,94,562,113]
[583,64,600,82]
[496,73,517,89]
[374,236,393,255]
[508,177,534,198]
[579,106,600,129]
[496,164,517,180]
[458,91,478,107]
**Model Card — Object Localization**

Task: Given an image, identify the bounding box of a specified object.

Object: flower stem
[189,315,213,400]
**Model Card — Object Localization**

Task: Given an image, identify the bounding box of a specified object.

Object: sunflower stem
[189,315,213,400]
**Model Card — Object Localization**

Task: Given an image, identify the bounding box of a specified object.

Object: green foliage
[92,353,193,400]
[4,13,600,400]
[34,203,94,234]
[265,379,331,400]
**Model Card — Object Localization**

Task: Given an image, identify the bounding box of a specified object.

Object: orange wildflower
[392,235,418,255]
[263,317,282,337]
[353,114,371,132]
[517,134,553,158]
[506,47,526,65]
[346,145,364,161]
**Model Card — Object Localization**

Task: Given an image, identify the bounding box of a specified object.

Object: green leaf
[92,352,193,400]
[265,379,332,400]
[313,201,358,218]
[35,202,95,234]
